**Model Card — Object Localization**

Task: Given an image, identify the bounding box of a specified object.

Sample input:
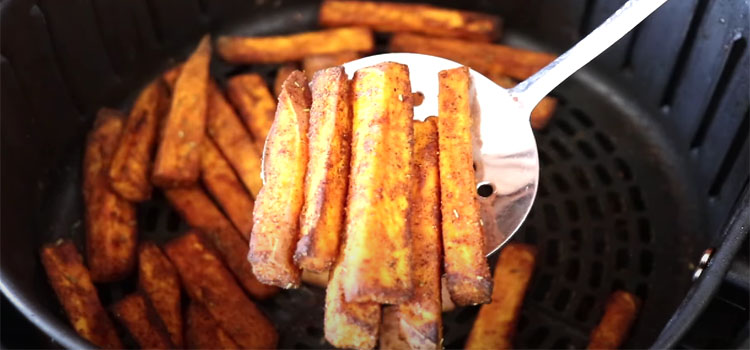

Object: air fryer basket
[1,0,747,349]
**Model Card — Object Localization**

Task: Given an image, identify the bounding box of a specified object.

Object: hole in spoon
[411,91,424,106]
[477,182,494,197]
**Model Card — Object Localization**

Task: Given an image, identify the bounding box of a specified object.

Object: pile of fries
[40,1,640,349]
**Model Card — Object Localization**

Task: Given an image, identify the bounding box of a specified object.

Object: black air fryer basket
[1,0,748,348]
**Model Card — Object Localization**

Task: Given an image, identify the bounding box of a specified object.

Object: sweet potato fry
[390,33,556,80]
[437,66,492,306]
[486,71,558,130]
[186,301,239,349]
[137,242,182,348]
[441,277,456,312]
[587,291,641,350]
[217,27,374,64]
[40,240,122,349]
[162,64,182,91]
[249,71,311,288]
[206,81,264,198]
[275,63,299,97]
[302,51,360,81]
[302,269,330,288]
[340,62,415,304]
[109,78,169,202]
[320,1,502,42]
[199,138,255,239]
[152,35,211,187]
[324,257,380,350]
[465,244,536,350]
[164,186,279,299]
[165,232,278,349]
[226,73,277,153]
[83,108,137,282]
[295,67,352,272]
[111,293,174,349]
[399,117,443,350]
[379,306,411,350]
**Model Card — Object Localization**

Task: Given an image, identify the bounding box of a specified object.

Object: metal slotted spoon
[341,0,668,255]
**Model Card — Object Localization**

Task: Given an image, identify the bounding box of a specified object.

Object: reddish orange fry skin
[164,186,279,300]
[111,293,174,349]
[588,291,641,350]
[206,81,264,198]
[249,71,311,288]
[109,78,169,202]
[137,242,182,348]
[340,62,415,304]
[226,73,277,153]
[216,27,374,64]
[199,138,255,240]
[83,108,137,283]
[162,64,182,91]
[295,67,352,272]
[40,240,123,349]
[302,51,361,81]
[152,35,211,187]
[437,66,492,306]
[399,118,443,350]
[165,232,279,349]
[275,63,299,97]
[319,0,502,42]
[390,33,556,81]
[186,301,240,349]
[465,244,537,350]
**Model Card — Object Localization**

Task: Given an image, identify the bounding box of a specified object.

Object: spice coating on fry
[137,242,182,348]
[588,291,641,350]
[226,73,277,154]
[111,293,174,349]
[186,301,240,349]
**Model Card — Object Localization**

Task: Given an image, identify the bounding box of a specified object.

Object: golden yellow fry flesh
[83,108,137,283]
[302,51,361,81]
[588,291,641,350]
[109,78,169,202]
[137,242,182,348]
[111,293,174,349]
[249,71,311,288]
[217,27,374,64]
[275,63,299,97]
[319,0,502,42]
[437,66,492,306]
[226,73,277,153]
[40,240,123,349]
[199,138,255,240]
[379,306,411,350]
[295,67,352,272]
[399,117,443,350]
[152,35,211,187]
[339,62,415,304]
[186,301,240,349]
[465,244,536,350]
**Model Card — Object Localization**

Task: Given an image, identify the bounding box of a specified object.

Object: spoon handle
[511,0,668,112]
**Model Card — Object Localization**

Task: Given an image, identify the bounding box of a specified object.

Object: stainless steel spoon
[341,0,668,255]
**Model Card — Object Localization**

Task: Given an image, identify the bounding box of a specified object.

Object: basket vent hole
[552,337,573,349]
[551,173,571,193]
[639,250,654,276]
[544,204,560,230]
[616,249,629,270]
[524,225,538,245]
[614,219,628,242]
[589,261,603,288]
[143,206,160,232]
[565,200,580,222]
[569,229,582,251]
[636,283,649,301]
[556,118,576,136]
[614,157,633,180]
[539,149,553,165]
[546,240,560,265]
[518,314,529,332]
[629,186,646,211]
[607,192,624,213]
[476,182,494,197]
[550,139,573,159]
[612,278,626,291]
[595,132,615,153]
[532,273,553,301]
[595,164,613,185]
[538,182,550,197]
[638,218,652,243]
[571,108,594,127]
[553,289,572,311]
[575,295,596,322]
[565,259,580,281]
[166,210,182,232]
[572,166,591,189]
[526,327,550,348]
[577,140,597,159]
[305,326,323,338]
[586,196,604,219]
[593,238,605,256]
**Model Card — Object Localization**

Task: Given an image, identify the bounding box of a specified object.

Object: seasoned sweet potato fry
[302,269,330,288]
[275,63,299,97]
[302,51,360,81]
[340,62,414,304]
[40,240,122,349]
[164,186,279,299]
[295,67,352,272]
[217,27,374,64]
[83,108,137,282]
[165,232,278,349]
[111,293,174,349]
[588,291,641,350]
[162,64,182,91]
[390,33,556,80]
[152,35,211,187]
[486,71,558,130]
[379,306,410,350]
[199,138,255,239]
[137,242,182,348]
[186,301,239,349]
[206,81,264,198]
[399,117,443,350]
[249,71,311,288]
[465,244,536,350]
[109,78,169,202]
[437,66,492,306]
[320,0,502,42]
[324,257,380,350]
[226,73,277,153]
